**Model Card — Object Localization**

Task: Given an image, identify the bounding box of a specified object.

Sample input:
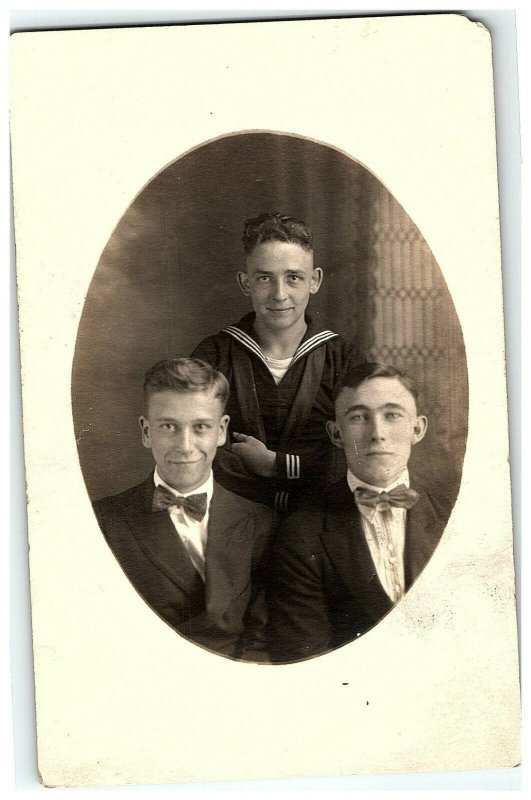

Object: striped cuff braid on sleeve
[286,453,301,479]
[274,491,290,513]
[274,451,301,480]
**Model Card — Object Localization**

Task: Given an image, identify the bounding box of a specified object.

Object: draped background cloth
[72,132,467,501]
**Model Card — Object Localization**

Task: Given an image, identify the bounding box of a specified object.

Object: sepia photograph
[9,10,521,791]
[73,132,467,662]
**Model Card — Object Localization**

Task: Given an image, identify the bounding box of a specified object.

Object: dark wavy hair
[335,362,421,409]
[242,211,313,255]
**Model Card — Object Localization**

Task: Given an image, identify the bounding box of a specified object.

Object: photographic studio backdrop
[72,132,467,502]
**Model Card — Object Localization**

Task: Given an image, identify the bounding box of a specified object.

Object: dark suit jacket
[93,476,273,661]
[269,477,448,663]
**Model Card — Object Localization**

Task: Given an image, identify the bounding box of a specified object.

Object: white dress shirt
[347,469,410,603]
[153,468,213,582]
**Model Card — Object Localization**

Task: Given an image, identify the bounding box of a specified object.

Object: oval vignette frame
[72,130,468,662]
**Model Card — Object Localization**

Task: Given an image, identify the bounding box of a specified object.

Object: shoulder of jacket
[93,478,150,513]
[322,334,360,360]
[214,482,272,517]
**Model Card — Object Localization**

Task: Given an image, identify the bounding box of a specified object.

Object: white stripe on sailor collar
[222,325,338,367]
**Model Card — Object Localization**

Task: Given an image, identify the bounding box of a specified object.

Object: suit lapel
[123,476,203,595]
[404,486,444,589]
[320,479,393,619]
[204,483,255,619]
[318,479,445,622]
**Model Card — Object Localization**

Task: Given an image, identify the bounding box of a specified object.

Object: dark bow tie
[354,484,419,512]
[152,485,208,522]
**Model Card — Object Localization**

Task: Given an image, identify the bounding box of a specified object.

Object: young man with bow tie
[269,362,451,663]
[93,358,273,661]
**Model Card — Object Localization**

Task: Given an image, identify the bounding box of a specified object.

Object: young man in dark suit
[269,362,451,663]
[93,358,273,661]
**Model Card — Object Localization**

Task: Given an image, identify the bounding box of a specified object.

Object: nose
[175,428,194,454]
[271,277,289,302]
[370,415,386,442]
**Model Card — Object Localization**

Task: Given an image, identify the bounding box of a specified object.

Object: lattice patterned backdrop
[367,185,468,466]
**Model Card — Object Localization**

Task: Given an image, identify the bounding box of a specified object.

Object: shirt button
[387,542,394,553]
[388,556,397,564]
[394,583,401,593]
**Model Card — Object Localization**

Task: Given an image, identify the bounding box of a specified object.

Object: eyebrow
[343,402,407,415]
[253,268,308,276]
[155,416,215,423]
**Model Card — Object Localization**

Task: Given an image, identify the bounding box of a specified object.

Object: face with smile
[139,389,229,493]
[237,241,323,334]
[327,377,427,488]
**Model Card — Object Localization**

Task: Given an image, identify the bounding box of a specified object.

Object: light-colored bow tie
[152,485,208,522]
[354,484,419,512]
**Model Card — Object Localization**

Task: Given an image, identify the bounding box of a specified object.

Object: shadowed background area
[72,132,467,501]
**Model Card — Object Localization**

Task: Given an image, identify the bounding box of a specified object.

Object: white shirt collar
[153,467,214,502]
[347,468,410,495]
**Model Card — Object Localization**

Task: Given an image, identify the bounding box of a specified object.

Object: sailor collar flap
[222,315,338,368]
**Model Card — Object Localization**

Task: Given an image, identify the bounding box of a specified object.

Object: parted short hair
[335,362,420,408]
[143,358,229,412]
[242,211,314,255]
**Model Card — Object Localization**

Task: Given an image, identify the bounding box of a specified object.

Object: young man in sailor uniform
[192,212,360,512]
[93,358,273,661]
[268,362,451,663]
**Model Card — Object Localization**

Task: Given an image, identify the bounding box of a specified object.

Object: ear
[310,266,324,294]
[217,414,230,447]
[139,415,152,449]
[411,415,428,445]
[237,271,250,296]
[326,419,344,450]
